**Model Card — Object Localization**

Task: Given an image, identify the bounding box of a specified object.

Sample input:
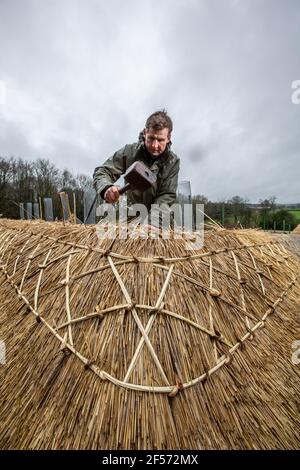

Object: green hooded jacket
[93,133,180,226]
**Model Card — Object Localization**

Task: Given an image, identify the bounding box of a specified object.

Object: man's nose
[152,139,159,148]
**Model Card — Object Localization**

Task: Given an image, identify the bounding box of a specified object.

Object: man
[93,110,180,227]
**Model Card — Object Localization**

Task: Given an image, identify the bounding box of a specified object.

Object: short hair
[145,109,173,133]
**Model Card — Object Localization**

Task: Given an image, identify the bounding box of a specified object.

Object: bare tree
[228,195,249,224]
[33,158,59,198]
[76,173,93,191]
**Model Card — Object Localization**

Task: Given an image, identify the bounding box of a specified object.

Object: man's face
[143,127,170,157]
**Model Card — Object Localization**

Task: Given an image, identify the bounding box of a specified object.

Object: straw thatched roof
[292,224,300,235]
[0,219,299,450]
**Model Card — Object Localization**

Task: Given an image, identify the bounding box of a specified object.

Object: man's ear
[143,128,147,137]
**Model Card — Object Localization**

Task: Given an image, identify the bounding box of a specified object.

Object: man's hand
[104,185,121,203]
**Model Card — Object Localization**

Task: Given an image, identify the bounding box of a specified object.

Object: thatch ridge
[0,219,300,449]
[292,224,300,234]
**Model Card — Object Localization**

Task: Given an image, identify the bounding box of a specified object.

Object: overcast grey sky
[0,0,299,202]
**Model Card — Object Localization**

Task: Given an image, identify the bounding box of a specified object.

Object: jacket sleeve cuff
[99,185,113,200]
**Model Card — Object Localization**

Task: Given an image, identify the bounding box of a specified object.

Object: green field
[288,210,300,222]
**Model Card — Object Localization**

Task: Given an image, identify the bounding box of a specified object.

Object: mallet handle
[118,183,132,195]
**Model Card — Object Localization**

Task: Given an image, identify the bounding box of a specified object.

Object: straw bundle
[0,219,299,450]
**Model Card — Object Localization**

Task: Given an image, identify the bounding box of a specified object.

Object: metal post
[33,203,40,219]
[26,203,33,220]
[177,180,192,231]
[19,203,24,220]
[43,198,54,221]
[39,197,43,220]
[221,204,225,226]
[84,190,96,224]
[73,192,77,223]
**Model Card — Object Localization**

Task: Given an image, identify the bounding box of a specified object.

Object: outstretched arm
[93,146,127,200]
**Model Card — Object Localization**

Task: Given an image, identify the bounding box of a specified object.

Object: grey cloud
[0,118,36,159]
